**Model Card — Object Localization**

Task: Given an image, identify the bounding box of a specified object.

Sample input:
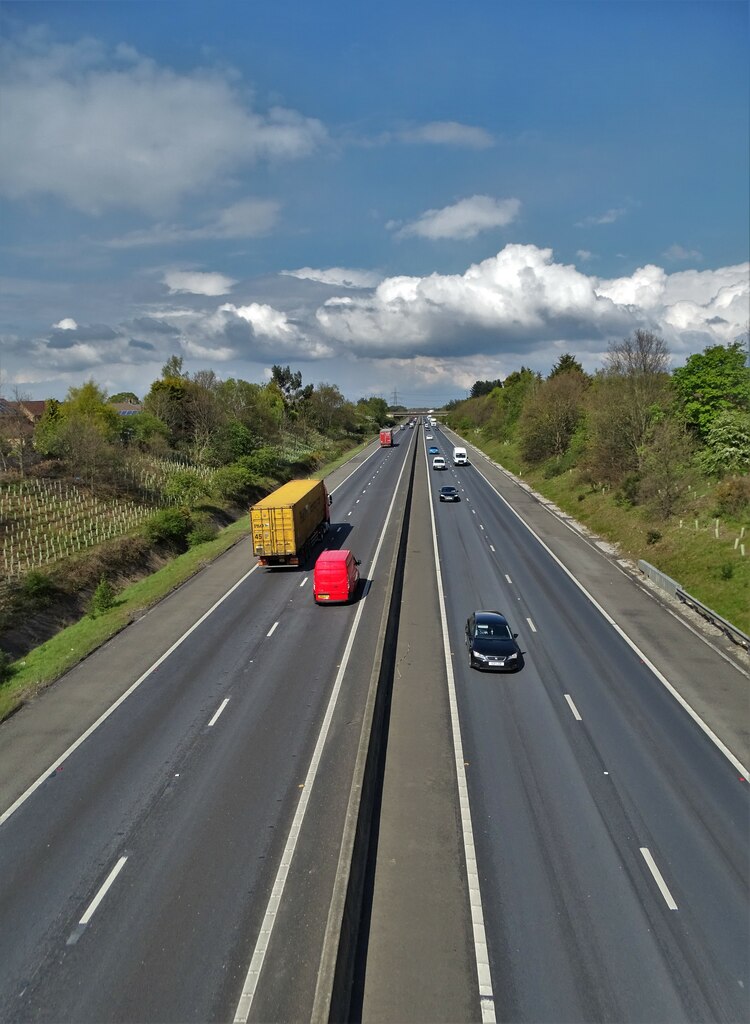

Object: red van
[313,549,360,604]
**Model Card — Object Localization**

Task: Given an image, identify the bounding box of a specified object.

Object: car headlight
[473,650,488,661]
[506,652,518,660]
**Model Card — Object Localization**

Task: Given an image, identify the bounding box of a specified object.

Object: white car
[432,456,446,470]
[426,433,433,440]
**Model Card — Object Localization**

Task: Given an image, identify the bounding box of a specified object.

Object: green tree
[637,420,695,519]
[470,379,504,398]
[488,367,539,441]
[518,372,586,462]
[548,353,586,379]
[585,330,671,480]
[695,408,750,476]
[108,392,140,404]
[672,341,750,440]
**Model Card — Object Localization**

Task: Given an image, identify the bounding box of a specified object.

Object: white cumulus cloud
[663,243,703,262]
[53,317,78,329]
[315,244,749,365]
[164,271,237,296]
[393,196,521,241]
[0,31,325,214]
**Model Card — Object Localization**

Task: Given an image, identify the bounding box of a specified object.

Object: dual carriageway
[0,421,747,1022]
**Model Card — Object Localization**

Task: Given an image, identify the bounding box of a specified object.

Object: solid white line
[266,621,279,637]
[233,439,413,1024]
[564,694,582,721]
[79,856,128,925]
[640,847,678,910]
[505,574,512,584]
[526,617,537,633]
[208,698,230,728]
[468,458,750,779]
[425,451,496,1022]
[0,564,260,830]
[299,576,308,588]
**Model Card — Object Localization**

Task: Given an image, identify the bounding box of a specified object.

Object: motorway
[0,420,748,1022]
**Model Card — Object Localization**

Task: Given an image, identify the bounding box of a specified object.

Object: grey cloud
[0,32,325,214]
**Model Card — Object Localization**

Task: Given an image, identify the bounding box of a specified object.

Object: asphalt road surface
[0,418,747,1023]
[359,423,748,1023]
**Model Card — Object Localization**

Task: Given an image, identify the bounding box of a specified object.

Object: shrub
[0,649,14,684]
[614,474,640,508]
[646,530,662,545]
[719,562,735,581]
[143,507,192,547]
[714,475,750,518]
[187,515,219,548]
[89,576,116,617]
[18,570,56,609]
[212,465,255,503]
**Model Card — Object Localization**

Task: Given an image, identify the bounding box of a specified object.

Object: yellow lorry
[250,479,332,567]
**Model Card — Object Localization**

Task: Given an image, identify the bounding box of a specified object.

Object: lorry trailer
[379,428,394,446]
[250,479,331,567]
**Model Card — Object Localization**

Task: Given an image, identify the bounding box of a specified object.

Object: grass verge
[0,517,251,722]
[461,428,749,636]
[0,440,373,722]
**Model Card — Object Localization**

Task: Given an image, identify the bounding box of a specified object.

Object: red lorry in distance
[379,428,394,447]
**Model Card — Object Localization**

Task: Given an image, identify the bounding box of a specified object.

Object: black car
[439,486,460,502]
[465,611,523,672]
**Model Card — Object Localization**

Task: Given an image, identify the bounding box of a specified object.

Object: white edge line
[564,694,582,721]
[424,449,497,1022]
[233,436,413,1024]
[79,855,128,925]
[208,698,230,728]
[468,457,750,780]
[640,847,678,910]
[266,621,279,637]
[0,564,260,830]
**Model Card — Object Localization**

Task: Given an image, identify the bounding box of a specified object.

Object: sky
[0,0,748,407]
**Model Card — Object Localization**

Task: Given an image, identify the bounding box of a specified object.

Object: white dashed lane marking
[640,848,678,910]
[267,621,279,637]
[526,617,537,633]
[208,698,230,727]
[564,694,582,721]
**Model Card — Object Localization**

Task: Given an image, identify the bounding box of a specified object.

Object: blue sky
[1,0,747,405]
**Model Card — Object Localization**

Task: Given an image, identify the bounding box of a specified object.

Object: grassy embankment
[0,438,373,722]
[462,429,749,635]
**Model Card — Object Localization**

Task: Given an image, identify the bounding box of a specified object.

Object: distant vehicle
[439,486,460,502]
[425,433,433,440]
[428,446,440,455]
[313,549,360,603]
[432,456,446,470]
[250,479,331,567]
[453,446,468,466]
[465,611,523,672]
[380,427,394,447]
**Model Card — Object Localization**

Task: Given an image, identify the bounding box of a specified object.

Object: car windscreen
[475,623,511,639]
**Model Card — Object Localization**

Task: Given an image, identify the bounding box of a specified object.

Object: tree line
[1,358,394,493]
[445,333,750,520]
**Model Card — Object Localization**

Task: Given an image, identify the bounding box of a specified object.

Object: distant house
[109,400,144,416]
[0,399,47,424]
